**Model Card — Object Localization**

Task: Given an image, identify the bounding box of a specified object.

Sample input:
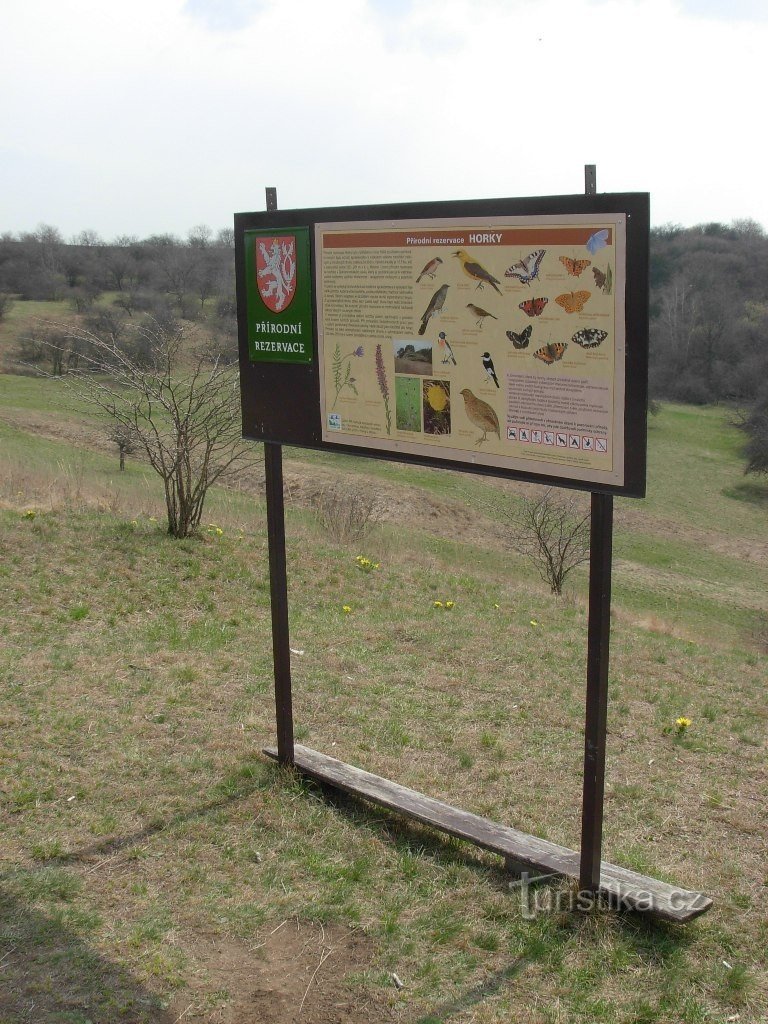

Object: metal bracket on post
[263,185,295,767]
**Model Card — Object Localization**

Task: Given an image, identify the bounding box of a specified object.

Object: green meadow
[1,367,767,1023]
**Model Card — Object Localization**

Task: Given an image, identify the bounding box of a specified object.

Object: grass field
[1,363,767,1023]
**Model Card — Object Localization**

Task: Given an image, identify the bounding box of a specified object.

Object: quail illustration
[416,256,443,283]
[418,284,449,336]
[438,331,457,365]
[453,250,502,294]
[482,351,500,388]
[460,388,500,446]
[466,303,497,328]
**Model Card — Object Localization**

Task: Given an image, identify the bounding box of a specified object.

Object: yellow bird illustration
[453,250,502,294]
[460,388,500,445]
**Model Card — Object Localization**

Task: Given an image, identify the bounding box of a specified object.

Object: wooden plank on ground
[263,744,712,923]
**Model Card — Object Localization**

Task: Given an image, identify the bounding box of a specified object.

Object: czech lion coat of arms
[256,236,297,314]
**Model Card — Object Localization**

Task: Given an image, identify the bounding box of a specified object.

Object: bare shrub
[495,487,591,596]
[309,480,385,544]
[41,317,261,538]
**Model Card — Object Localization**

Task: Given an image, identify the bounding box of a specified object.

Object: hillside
[0,365,766,1023]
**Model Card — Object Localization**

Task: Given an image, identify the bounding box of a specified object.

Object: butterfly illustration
[533,342,567,365]
[505,249,546,285]
[519,296,548,317]
[506,325,532,350]
[572,328,608,349]
[555,290,591,314]
[592,265,613,295]
[559,256,591,277]
[586,229,609,255]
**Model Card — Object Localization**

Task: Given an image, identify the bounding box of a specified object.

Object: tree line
[2,217,767,474]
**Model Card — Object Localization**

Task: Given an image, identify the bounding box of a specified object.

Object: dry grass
[1,373,767,1021]
[1,488,766,1023]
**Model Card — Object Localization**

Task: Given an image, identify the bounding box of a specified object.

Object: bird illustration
[453,250,502,294]
[466,303,497,328]
[482,351,499,388]
[418,284,449,336]
[416,256,443,283]
[438,331,457,365]
[460,388,500,446]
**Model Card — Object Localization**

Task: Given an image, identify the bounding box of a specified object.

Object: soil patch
[170,921,392,1024]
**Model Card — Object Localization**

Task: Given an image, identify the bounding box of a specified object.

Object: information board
[317,214,626,488]
[235,194,648,497]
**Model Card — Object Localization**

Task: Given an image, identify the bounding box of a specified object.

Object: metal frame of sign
[234,181,711,921]
[236,189,649,498]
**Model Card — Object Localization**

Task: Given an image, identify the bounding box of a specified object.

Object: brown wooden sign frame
[235,180,711,922]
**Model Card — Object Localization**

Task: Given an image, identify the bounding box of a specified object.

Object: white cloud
[1,0,766,237]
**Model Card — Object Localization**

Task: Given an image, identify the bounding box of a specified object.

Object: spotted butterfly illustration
[586,229,609,255]
[505,249,546,285]
[559,256,591,277]
[572,328,608,349]
[533,342,567,365]
[506,325,533,350]
[555,290,591,314]
[519,296,548,317]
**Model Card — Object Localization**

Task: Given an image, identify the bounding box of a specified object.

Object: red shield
[255,235,297,314]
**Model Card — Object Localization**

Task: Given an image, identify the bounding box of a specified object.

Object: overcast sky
[2,0,766,240]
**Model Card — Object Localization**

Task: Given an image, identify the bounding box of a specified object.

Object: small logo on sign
[328,412,342,431]
[256,236,297,313]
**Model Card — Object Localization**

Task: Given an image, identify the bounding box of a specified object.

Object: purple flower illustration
[332,343,364,408]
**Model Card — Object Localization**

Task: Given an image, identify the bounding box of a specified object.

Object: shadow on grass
[286,769,697,948]
[721,479,768,507]
[0,760,274,1022]
[2,757,271,873]
[0,887,175,1024]
[414,960,529,1024]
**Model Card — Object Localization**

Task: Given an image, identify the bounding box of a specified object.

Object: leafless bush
[496,487,591,595]
[308,480,386,544]
[41,317,261,537]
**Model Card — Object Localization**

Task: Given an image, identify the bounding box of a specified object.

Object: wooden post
[263,186,295,766]
[579,163,613,892]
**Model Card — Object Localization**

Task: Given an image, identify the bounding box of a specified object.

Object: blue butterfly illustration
[586,229,609,255]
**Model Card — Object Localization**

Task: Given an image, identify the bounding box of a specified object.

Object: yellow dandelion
[433,600,443,608]
[342,605,352,614]
[445,600,455,609]
[675,716,691,731]
[530,619,539,627]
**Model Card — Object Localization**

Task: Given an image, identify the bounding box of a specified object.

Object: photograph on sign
[316,215,626,488]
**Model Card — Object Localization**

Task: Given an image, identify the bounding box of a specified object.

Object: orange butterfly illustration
[533,342,567,365]
[519,296,548,317]
[555,290,591,313]
[559,256,591,277]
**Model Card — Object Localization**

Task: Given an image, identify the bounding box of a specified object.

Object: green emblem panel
[244,227,313,363]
